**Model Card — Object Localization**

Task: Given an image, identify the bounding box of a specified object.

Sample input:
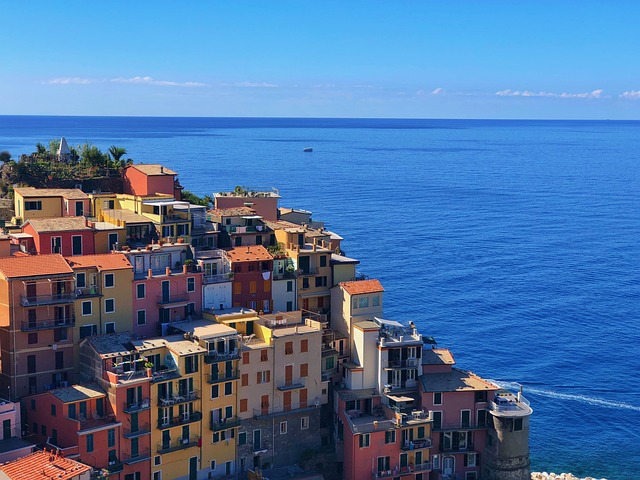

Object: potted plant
[184,259,194,272]
[144,361,154,376]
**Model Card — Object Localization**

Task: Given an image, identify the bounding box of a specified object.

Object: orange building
[123,164,180,198]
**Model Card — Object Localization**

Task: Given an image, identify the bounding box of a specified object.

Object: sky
[2,1,640,119]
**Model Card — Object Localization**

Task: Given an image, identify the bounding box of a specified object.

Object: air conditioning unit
[407,358,417,367]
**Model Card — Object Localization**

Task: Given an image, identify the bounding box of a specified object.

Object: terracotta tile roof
[226,245,273,263]
[340,279,384,296]
[0,254,73,279]
[419,368,499,392]
[208,207,257,217]
[13,187,88,200]
[129,164,177,176]
[50,382,106,403]
[422,348,455,365]
[24,217,91,233]
[0,448,91,480]
[262,219,305,232]
[65,253,132,271]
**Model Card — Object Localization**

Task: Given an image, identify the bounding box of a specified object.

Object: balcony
[21,316,75,331]
[298,268,319,277]
[385,358,420,369]
[73,414,119,433]
[210,415,241,431]
[122,449,151,465]
[150,367,181,383]
[345,413,397,435]
[107,369,150,385]
[440,442,475,452]
[76,286,101,298]
[204,350,240,364]
[253,401,317,419]
[162,213,189,223]
[224,225,263,233]
[203,273,232,284]
[123,398,151,414]
[157,294,190,307]
[372,463,432,479]
[105,460,124,473]
[157,435,199,454]
[277,378,306,391]
[158,390,200,407]
[401,438,432,451]
[123,423,151,438]
[489,392,533,417]
[20,292,76,307]
[433,420,488,431]
[208,369,239,384]
[157,411,202,429]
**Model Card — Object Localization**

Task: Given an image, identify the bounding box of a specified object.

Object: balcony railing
[123,398,151,413]
[122,449,151,465]
[203,273,232,284]
[150,367,181,383]
[20,293,76,306]
[277,378,306,391]
[298,268,319,276]
[73,414,118,433]
[157,294,189,306]
[158,390,200,407]
[401,438,432,451]
[433,419,488,431]
[162,213,189,223]
[372,463,432,479]
[157,411,202,429]
[76,286,101,297]
[386,358,420,369]
[208,369,239,384]
[123,423,151,438]
[157,435,199,454]
[21,316,75,331]
[210,415,241,431]
[105,460,124,473]
[441,442,475,452]
[204,350,240,364]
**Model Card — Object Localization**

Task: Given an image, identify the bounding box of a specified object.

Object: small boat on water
[303,147,313,152]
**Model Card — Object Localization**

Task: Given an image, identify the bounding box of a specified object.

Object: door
[108,233,118,251]
[283,391,292,412]
[189,456,198,480]
[299,388,307,409]
[461,410,471,428]
[285,365,293,386]
[72,236,82,255]
[443,456,454,475]
[75,201,84,216]
[162,430,171,449]
[161,281,170,302]
[253,429,261,450]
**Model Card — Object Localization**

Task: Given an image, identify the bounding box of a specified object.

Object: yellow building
[65,254,134,351]
[13,187,90,223]
[132,335,206,480]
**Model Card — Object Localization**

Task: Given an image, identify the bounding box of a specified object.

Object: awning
[374,317,405,328]
[298,290,331,299]
[241,215,263,220]
[142,199,190,207]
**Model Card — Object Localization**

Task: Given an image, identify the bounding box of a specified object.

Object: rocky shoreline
[532,473,608,480]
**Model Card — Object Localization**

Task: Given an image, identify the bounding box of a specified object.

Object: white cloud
[111,76,206,87]
[45,77,95,85]
[496,89,604,99]
[620,90,640,99]
[232,81,278,88]
[431,87,446,95]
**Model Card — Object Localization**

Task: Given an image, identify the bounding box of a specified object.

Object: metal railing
[204,351,240,364]
[277,378,306,391]
[210,415,241,431]
[122,449,151,464]
[21,316,75,331]
[122,398,151,413]
[401,438,432,451]
[20,293,76,306]
[123,423,151,438]
[157,411,202,429]
[158,390,200,406]
[208,369,240,384]
[157,294,189,305]
[157,435,199,454]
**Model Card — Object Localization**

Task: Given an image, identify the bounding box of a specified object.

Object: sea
[1,116,639,479]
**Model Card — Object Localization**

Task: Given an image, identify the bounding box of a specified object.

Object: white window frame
[136,283,146,299]
[105,298,115,313]
[104,273,115,288]
[104,322,116,334]
[466,452,477,467]
[433,392,442,405]
[279,421,287,434]
[432,454,440,470]
[137,309,147,325]
[82,300,92,316]
[301,416,309,430]
[187,277,195,292]
[210,460,216,471]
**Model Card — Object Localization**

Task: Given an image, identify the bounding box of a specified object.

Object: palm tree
[108,146,127,163]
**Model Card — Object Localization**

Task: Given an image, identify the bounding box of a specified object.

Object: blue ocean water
[1,116,639,479]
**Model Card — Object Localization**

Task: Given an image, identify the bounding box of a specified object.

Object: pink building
[419,348,498,480]
[123,164,179,197]
[226,245,273,313]
[22,217,95,256]
[0,398,33,463]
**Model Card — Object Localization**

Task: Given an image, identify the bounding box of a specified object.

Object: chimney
[148,268,153,278]
[160,166,164,173]
[166,266,171,276]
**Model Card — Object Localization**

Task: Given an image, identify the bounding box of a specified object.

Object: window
[465,453,477,467]
[286,301,293,311]
[28,333,38,345]
[224,382,233,396]
[385,430,396,444]
[475,391,487,403]
[185,355,198,374]
[264,280,271,292]
[279,421,287,434]
[25,200,42,211]
[241,374,248,386]
[50,404,56,416]
[285,342,293,355]
[137,310,146,326]
[82,301,92,316]
[27,355,36,373]
[300,363,308,377]
[432,411,442,429]
[154,456,161,466]
[105,298,115,313]
[302,278,309,289]
[465,473,477,480]
[286,281,293,292]
[260,350,268,362]
[76,273,86,289]
[359,433,370,448]
[68,404,76,419]
[153,472,161,480]
[104,273,115,288]
[105,322,115,334]
[136,284,146,299]
[433,392,442,405]
[301,339,308,352]
[54,328,68,342]
[71,235,82,255]
[211,385,219,399]
[187,277,195,292]
[238,431,246,445]
[86,433,94,452]
[103,199,115,209]
[225,405,233,419]
[108,429,116,447]
[240,399,248,412]
[432,455,440,470]
[233,282,241,295]
[79,324,97,339]
[212,432,220,443]
[257,371,269,384]
[358,296,369,308]
[320,255,327,267]
[513,418,523,431]
[372,295,380,307]
[249,281,256,293]
[242,352,250,364]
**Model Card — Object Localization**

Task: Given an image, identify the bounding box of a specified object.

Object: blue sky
[2,1,639,119]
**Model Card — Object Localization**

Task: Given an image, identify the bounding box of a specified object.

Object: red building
[21,217,95,256]
[226,245,273,313]
[0,448,92,480]
[123,164,180,198]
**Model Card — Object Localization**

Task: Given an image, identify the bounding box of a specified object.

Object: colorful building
[123,164,180,198]
[22,217,95,256]
[0,448,92,480]
[227,245,273,314]
[13,187,90,223]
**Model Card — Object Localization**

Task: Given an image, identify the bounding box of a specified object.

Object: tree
[108,145,127,163]
[49,139,60,155]
[0,151,11,163]
[78,143,108,167]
